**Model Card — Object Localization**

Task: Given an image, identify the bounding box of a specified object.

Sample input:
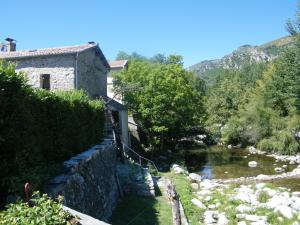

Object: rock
[274,205,294,219]
[291,196,300,210]
[266,192,291,209]
[234,192,256,204]
[224,171,228,174]
[237,222,247,225]
[204,210,217,224]
[188,173,202,182]
[236,204,252,213]
[292,192,300,197]
[204,196,212,202]
[190,183,199,190]
[255,183,266,189]
[208,204,216,209]
[292,168,300,175]
[282,164,288,168]
[244,214,261,222]
[248,161,258,167]
[217,212,228,225]
[244,156,248,158]
[292,222,300,225]
[256,174,269,180]
[274,167,284,173]
[173,166,186,174]
[263,187,277,197]
[290,160,296,165]
[227,144,233,149]
[191,198,206,209]
[251,221,268,225]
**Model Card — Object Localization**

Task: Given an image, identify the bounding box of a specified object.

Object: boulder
[236,204,252,213]
[190,183,199,190]
[248,161,257,167]
[274,167,284,173]
[217,212,229,225]
[188,173,202,182]
[274,205,294,219]
[191,198,206,209]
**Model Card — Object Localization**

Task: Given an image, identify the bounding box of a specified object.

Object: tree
[114,59,206,151]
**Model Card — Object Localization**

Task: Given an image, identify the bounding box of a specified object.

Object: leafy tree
[114,59,206,150]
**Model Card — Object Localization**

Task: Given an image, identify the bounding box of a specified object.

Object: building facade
[0,41,130,148]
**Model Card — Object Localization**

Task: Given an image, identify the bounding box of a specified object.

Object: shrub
[258,131,299,155]
[0,62,105,203]
[0,192,76,225]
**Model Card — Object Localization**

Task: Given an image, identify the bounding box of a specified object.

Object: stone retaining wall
[46,140,120,222]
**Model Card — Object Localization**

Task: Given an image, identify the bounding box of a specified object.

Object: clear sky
[0,0,297,67]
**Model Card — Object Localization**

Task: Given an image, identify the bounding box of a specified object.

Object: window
[40,74,50,90]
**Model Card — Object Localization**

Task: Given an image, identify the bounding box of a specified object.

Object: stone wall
[46,140,120,222]
[77,49,108,98]
[14,55,75,90]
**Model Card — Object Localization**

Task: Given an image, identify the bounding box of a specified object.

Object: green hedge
[0,62,105,203]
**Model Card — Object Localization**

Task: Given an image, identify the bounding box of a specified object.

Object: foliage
[0,62,105,202]
[0,192,75,225]
[113,58,206,150]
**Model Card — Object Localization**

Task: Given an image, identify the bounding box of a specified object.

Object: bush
[0,63,105,203]
[0,192,76,225]
[258,131,299,155]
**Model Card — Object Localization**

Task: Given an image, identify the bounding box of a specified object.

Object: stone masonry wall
[14,55,75,90]
[77,49,107,98]
[46,140,120,222]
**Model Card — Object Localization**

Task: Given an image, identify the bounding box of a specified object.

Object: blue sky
[0,0,297,67]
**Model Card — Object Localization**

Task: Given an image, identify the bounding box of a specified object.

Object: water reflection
[185,146,296,179]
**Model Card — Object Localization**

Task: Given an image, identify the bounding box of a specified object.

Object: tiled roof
[0,42,110,69]
[0,43,97,59]
[108,60,128,69]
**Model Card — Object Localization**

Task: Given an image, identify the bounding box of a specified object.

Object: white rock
[256,174,269,180]
[274,205,294,219]
[292,192,300,197]
[173,167,186,174]
[217,212,228,225]
[256,183,266,189]
[190,183,199,190]
[292,168,300,175]
[292,222,300,225]
[290,160,296,165]
[244,156,248,158]
[291,196,300,210]
[191,198,206,209]
[263,187,277,197]
[248,161,258,167]
[282,164,288,168]
[251,221,267,225]
[274,167,284,173]
[234,192,257,204]
[237,222,247,225]
[245,214,261,222]
[188,173,202,182]
[208,204,216,209]
[170,163,180,169]
[204,210,217,224]
[236,204,252,213]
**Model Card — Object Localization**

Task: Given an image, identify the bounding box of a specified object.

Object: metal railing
[122,142,159,173]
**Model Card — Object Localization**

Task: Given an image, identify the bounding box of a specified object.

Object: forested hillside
[204,31,300,154]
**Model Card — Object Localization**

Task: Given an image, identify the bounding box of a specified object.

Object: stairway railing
[122,142,159,173]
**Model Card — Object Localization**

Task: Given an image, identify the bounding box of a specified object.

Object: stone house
[107,60,128,102]
[0,40,129,147]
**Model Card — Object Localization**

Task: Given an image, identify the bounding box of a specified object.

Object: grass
[111,195,172,225]
[161,171,204,225]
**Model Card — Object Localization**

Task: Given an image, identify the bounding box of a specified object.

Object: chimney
[5,38,16,52]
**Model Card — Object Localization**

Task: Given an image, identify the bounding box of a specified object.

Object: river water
[184,145,300,190]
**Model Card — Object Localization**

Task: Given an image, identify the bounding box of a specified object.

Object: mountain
[189,36,294,78]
